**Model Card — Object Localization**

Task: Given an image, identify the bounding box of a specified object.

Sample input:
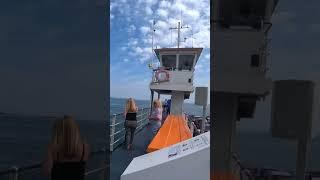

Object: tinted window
[162,55,177,69]
[178,55,194,70]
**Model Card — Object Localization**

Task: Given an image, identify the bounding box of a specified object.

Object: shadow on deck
[110,125,153,180]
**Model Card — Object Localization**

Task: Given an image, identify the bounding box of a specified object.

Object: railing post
[140,108,144,128]
[99,158,106,180]
[143,108,149,126]
[9,166,18,180]
[110,114,116,151]
[190,122,195,136]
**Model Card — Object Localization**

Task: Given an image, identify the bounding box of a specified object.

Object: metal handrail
[84,166,108,176]
[110,120,149,147]
[110,116,149,137]
[0,148,108,179]
[232,153,254,180]
[0,107,152,179]
[109,108,150,151]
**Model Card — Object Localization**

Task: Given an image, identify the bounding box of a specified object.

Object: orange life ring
[155,68,170,82]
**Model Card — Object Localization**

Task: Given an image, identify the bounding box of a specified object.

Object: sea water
[0,98,202,171]
[0,97,319,175]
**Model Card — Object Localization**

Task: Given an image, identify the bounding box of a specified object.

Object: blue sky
[110,0,210,101]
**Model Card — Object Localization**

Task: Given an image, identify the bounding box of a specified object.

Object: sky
[237,0,320,132]
[0,0,107,120]
[110,0,210,102]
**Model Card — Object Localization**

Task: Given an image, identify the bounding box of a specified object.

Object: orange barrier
[146,115,192,153]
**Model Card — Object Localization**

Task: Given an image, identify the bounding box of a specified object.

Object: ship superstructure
[149,47,202,115]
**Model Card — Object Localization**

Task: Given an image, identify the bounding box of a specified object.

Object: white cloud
[127,38,138,46]
[128,24,136,33]
[159,0,171,8]
[138,0,157,6]
[132,0,209,63]
[121,46,128,51]
[185,9,200,20]
[156,20,168,31]
[140,26,150,35]
[157,9,169,18]
[145,6,153,15]
[111,0,210,98]
[130,46,153,63]
[171,2,188,13]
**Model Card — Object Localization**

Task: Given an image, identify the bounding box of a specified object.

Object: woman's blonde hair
[126,98,137,112]
[52,115,83,158]
[153,99,162,109]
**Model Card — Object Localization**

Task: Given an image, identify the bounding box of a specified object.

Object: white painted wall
[150,71,194,92]
[213,30,272,95]
[121,132,210,180]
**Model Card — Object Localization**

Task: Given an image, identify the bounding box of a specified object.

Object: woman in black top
[43,115,90,180]
[124,98,138,150]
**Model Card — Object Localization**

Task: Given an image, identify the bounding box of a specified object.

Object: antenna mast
[169,21,189,48]
[152,19,155,52]
[149,19,156,69]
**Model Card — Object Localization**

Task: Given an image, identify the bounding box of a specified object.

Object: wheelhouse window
[178,55,194,71]
[162,55,177,70]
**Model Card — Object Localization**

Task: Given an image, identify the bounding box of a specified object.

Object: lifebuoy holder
[155,68,170,82]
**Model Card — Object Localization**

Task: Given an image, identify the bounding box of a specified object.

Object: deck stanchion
[201,105,207,133]
[9,166,18,180]
[140,108,144,130]
[99,159,106,180]
[110,114,116,151]
[190,122,195,136]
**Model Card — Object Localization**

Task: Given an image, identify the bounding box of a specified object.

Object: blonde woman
[124,98,138,150]
[148,99,163,138]
[43,115,90,180]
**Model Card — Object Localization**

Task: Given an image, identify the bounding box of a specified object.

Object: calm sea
[0,97,319,175]
[0,98,202,171]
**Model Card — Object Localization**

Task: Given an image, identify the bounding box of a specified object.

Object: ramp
[146,115,192,153]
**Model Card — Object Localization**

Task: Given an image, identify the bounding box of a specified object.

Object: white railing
[0,108,151,180]
[109,108,150,151]
[0,148,108,180]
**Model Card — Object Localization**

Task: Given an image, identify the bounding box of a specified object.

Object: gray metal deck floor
[110,126,153,180]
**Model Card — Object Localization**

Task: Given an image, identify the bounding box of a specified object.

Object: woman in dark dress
[43,115,90,180]
[124,98,138,150]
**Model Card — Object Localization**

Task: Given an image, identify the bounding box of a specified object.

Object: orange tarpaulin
[146,114,192,153]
